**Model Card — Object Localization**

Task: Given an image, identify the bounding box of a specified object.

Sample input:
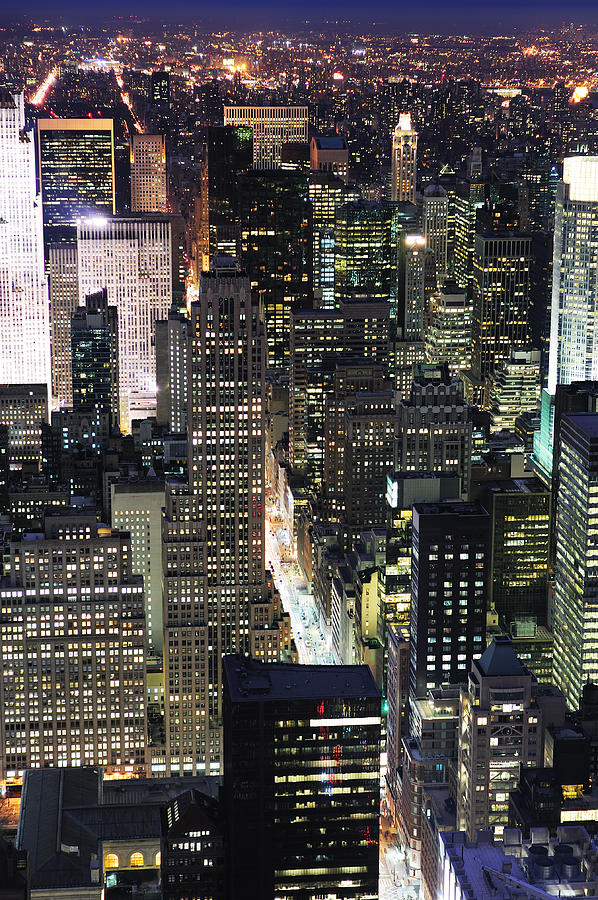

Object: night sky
[4,0,598,31]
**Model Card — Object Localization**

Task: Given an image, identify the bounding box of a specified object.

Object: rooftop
[223,655,380,703]
[476,635,528,678]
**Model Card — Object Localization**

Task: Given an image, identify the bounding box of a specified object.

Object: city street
[265,522,333,665]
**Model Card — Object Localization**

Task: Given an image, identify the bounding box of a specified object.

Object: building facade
[224,105,308,169]
[130,133,168,214]
[0,90,50,393]
[391,113,417,204]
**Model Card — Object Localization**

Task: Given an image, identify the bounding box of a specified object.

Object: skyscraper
[49,244,78,407]
[485,348,541,432]
[548,157,598,393]
[77,216,172,429]
[223,656,381,900]
[163,265,285,776]
[238,172,312,371]
[0,90,50,393]
[0,512,146,780]
[535,157,598,480]
[553,414,598,709]
[334,200,399,309]
[423,184,449,284]
[155,304,188,433]
[224,105,308,169]
[472,233,532,380]
[130,133,168,213]
[410,500,489,700]
[425,280,472,375]
[37,118,115,250]
[309,135,349,183]
[71,289,119,427]
[458,635,561,838]
[391,112,417,204]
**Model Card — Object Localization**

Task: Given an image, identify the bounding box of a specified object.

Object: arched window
[105,853,119,869]
[130,851,144,867]
[154,851,161,867]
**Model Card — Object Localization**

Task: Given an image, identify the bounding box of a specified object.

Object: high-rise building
[398,234,427,341]
[410,500,489,700]
[309,135,349,183]
[391,112,417,204]
[549,158,598,390]
[163,266,286,776]
[155,304,189,433]
[425,280,472,375]
[395,364,473,492]
[475,477,551,626]
[224,105,308,169]
[238,172,312,371]
[308,172,358,308]
[37,118,115,250]
[194,125,253,276]
[553,414,598,709]
[77,216,173,429]
[472,233,532,380]
[0,383,48,470]
[457,635,564,838]
[111,478,166,655]
[130,133,167,213]
[150,70,170,105]
[334,200,399,310]
[423,184,449,285]
[485,348,541,432]
[289,297,389,481]
[71,289,119,428]
[0,512,147,781]
[535,161,598,479]
[49,244,79,407]
[223,656,381,900]
[0,90,50,394]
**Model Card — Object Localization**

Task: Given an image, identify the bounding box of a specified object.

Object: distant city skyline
[3,3,598,31]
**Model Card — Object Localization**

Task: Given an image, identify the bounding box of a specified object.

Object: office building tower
[391,112,417,204]
[224,105,308,169]
[77,216,173,429]
[309,135,349,183]
[49,244,79,407]
[37,118,115,252]
[397,685,460,877]
[458,635,564,838]
[111,479,165,655]
[71,289,119,427]
[423,184,449,284]
[535,162,598,479]
[396,364,473,493]
[194,125,253,276]
[0,90,50,393]
[398,234,427,341]
[0,383,48,470]
[130,133,167,213]
[223,656,381,900]
[289,297,390,481]
[334,200,399,310]
[476,477,551,626]
[549,157,598,391]
[163,267,285,776]
[472,233,532,380]
[410,500,490,700]
[308,172,359,308]
[425,280,472,375]
[553,414,598,709]
[485,348,541,432]
[238,172,312,371]
[322,363,396,532]
[150,70,170,105]
[452,179,486,290]
[155,305,188,433]
[0,512,146,781]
